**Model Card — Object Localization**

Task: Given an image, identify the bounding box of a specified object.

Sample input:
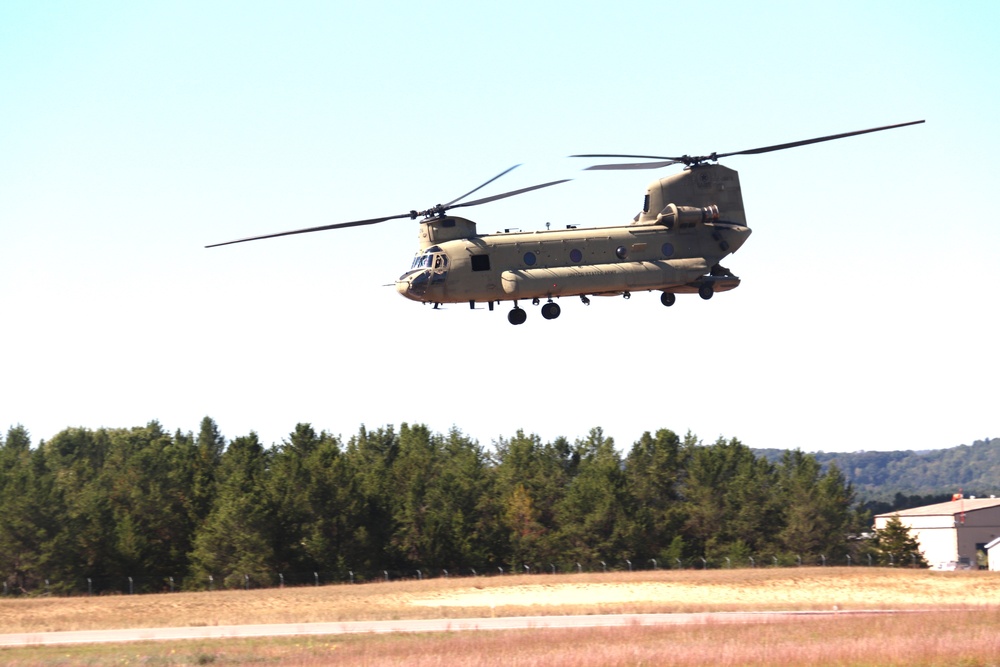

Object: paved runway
[0,610,903,646]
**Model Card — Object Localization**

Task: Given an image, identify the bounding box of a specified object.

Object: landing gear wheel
[508,307,527,325]
[660,292,676,307]
[541,302,561,320]
[698,283,714,300]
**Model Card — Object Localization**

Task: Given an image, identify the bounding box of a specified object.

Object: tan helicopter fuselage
[395,164,752,307]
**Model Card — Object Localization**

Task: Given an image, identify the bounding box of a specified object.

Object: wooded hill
[1,419,862,594]
[754,438,1000,509]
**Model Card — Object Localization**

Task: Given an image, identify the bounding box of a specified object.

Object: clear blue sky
[2,1,997,453]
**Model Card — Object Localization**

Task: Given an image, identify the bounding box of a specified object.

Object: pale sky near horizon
[2,1,997,454]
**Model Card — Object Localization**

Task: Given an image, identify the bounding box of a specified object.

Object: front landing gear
[508,305,527,325]
[541,301,561,320]
[660,292,676,307]
[508,299,561,325]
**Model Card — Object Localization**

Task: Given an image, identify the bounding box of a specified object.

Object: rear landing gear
[699,283,714,300]
[660,292,676,307]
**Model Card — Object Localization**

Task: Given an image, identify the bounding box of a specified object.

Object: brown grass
[1,567,996,633]
[3,568,1000,666]
[2,610,1000,666]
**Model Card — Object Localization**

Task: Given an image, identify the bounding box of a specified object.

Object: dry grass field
[2,567,1000,666]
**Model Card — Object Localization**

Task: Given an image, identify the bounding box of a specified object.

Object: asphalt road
[0,610,902,646]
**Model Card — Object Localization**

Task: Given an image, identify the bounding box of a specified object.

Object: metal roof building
[874,496,1000,570]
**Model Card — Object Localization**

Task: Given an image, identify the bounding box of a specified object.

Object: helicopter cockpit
[396,247,449,301]
[408,248,449,271]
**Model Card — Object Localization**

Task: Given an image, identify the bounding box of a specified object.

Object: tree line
[1,419,874,594]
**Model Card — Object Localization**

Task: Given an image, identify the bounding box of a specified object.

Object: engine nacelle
[656,203,719,229]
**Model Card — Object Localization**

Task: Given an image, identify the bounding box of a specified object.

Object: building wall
[876,506,1000,568]
[989,543,1000,571]
[870,517,957,567]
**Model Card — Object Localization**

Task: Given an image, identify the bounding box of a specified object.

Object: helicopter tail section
[637,164,747,227]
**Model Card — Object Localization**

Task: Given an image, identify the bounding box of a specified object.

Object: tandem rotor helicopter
[208,121,924,325]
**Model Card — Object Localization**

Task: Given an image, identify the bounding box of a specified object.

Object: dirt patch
[407,572,997,610]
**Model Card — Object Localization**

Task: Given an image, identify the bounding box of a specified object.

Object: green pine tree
[873,514,928,567]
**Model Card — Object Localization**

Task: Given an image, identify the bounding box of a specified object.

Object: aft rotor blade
[715,120,926,159]
[444,164,521,207]
[205,212,415,248]
[449,178,572,209]
[581,159,685,171]
[571,153,684,161]
[572,120,925,170]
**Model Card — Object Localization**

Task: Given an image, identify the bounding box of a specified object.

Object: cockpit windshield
[410,253,434,270]
[410,252,448,270]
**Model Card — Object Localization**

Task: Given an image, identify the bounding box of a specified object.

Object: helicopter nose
[396,270,430,301]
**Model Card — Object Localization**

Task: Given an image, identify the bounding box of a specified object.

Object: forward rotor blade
[715,120,926,159]
[205,212,415,248]
[444,164,521,207]
[448,178,572,210]
[206,170,572,249]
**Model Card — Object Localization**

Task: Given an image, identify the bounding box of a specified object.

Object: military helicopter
[208,120,924,325]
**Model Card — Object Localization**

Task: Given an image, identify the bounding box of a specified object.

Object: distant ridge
[753,438,1000,503]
